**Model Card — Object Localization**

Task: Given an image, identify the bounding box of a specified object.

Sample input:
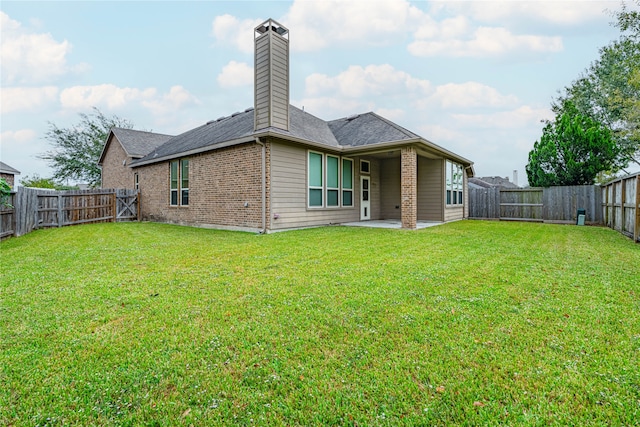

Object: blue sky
[0,0,627,186]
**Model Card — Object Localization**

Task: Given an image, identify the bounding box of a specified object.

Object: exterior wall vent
[254,18,289,132]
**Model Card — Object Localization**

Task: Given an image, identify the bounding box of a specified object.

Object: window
[134,172,139,190]
[181,159,189,206]
[445,160,464,206]
[308,152,323,207]
[326,155,339,207]
[342,158,353,207]
[170,158,189,206]
[360,159,370,174]
[170,161,179,205]
[308,151,354,209]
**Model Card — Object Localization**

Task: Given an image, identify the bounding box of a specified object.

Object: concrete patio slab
[340,220,444,229]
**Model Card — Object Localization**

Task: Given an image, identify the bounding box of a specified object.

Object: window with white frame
[170,159,189,206]
[445,160,463,206]
[342,158,353,207]
[308,152,323,207]
[308,151,354,209]
[134,172,139,190]
[326,155,339,207]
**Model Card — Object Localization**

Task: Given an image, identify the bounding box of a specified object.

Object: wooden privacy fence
[601,172,640,243]
[0,192,16,239]
[469,185,602,224]
[0,188,139,239]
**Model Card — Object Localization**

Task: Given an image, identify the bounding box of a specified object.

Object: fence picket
[0,188,139,239]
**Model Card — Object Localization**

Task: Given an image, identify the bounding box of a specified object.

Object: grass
[1,220,639,426]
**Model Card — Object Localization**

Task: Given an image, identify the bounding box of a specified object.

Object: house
[469,176,519,190]
[99,127,172,190]
[100,19,474,232]
[0,161,20,188]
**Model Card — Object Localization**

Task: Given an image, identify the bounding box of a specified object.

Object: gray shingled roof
[141,108,256,161]
[111,128,173,158]
[328,112,419,147]
[470,176,519,189]
[271,106,340,147]
[133,105,468,166]
[0,161,20,175]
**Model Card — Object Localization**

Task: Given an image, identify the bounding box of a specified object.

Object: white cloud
[1,129,38,144]
[452,105,553,129]
[284,0,425,51]
[1,86,59,113]
[430,82,519,109]
[409,26,563,57]
[211,1,574,59]
[59,84,199,115]
[211,14,262,54]
[305,64,431,99]
[142,85,201,115]
[217,61,253,87]
[211,1,426,53]
[437,1,613,26]
[60,84,155,110]
[0,12,87,84]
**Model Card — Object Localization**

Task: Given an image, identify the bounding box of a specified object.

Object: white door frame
[360,176,371,220]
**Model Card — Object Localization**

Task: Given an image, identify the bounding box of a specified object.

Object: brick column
[401,146,417,229]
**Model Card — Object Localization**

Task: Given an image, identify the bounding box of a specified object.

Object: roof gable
[111,128,173,157]
[328,112,419,147]
[0,161,20,175]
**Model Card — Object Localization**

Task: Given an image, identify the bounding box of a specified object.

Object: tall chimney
[254,19,289,132]
[513,170,518,187]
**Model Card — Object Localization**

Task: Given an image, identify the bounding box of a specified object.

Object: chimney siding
[254,20,289,132]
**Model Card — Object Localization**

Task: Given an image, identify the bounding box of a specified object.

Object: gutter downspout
[255,137,267,234]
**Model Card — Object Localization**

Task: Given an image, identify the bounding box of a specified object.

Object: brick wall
[400,146,417,229]
[136,142,264,231]
[101,137,135,189]
[1,173,15,188]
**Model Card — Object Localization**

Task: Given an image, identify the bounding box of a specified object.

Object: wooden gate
[1,188,140,239]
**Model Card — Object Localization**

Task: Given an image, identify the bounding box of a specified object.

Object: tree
[39,107,133,187]
[19,174,79,190]
[526,102,620,186]
[554,1,640,170]
[0,178,12,209]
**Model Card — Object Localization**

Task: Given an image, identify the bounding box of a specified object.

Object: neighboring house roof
[98,128,173,165]
[0,161,20,175]
[132,105,473,170]
[470,176,519,189]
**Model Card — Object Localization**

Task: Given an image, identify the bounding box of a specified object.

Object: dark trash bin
[576,208,586,225]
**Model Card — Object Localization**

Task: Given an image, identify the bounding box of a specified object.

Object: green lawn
[1,221,638,426]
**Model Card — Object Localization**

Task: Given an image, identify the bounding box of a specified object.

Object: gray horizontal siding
[380,158,400,220]
[270,142,359,230]
[418,157,443,221]
[445,206,464,222]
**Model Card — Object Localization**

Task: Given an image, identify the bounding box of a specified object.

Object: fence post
[56,194,63,227]
[112,192,117,222]
[635,175,640,243]
[136,189,141,221]
[621,177,627,234]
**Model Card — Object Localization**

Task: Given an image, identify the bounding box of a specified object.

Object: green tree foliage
[0,178,12,208]
[526,102,620,186]
[39,107,133,187]
[19,174,79,190]
[555,1,640,169]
